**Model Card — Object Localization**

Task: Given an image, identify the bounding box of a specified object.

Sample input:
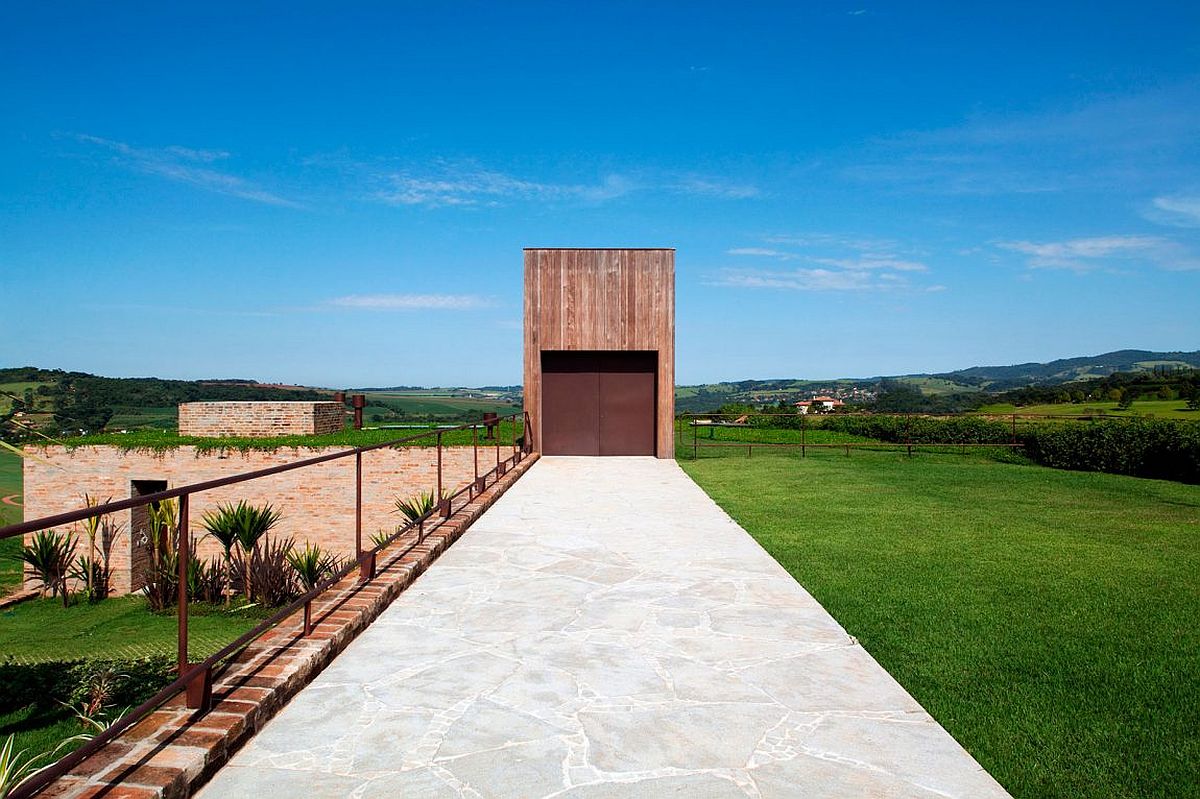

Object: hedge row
[0,654,174,714]
[816,415,1016,445]
[1022,419,1200,484]
[812,415,1200,484]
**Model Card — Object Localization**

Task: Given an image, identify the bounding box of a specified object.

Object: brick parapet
[34,453,538,799]
[178,402,344,438]
[23,444,492,594]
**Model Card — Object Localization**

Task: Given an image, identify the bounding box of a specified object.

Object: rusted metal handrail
[3,410,534,799]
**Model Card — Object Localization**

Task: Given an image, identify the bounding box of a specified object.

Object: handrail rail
[5,410,535,799]
[0,416,518,541]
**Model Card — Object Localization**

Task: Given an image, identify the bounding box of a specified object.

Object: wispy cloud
[311,156,761,209]
[75,134,303,208]
[327,293,493,310]
[843,83,1200,195]
[373,167,634,208]
[997,235,1200,272]
[718,233,934,291]
[1145,194,1200,228]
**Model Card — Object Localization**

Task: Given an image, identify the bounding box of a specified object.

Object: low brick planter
[36,453,539,799]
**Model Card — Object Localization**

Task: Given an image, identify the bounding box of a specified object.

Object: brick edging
[38,453,539,799]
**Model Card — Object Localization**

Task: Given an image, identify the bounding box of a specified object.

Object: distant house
[795,396,845,414]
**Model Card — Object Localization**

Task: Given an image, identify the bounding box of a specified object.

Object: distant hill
[674,349,1200,412]
[918,349,1200,391]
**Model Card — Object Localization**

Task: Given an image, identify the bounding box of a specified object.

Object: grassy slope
[0,449,22,593]
[681,450,1199,798]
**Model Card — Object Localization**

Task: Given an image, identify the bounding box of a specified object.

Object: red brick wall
[178,402,345,437]
[23,444,494,594]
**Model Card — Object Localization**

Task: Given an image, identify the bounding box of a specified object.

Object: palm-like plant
[19,530,76,606]
[200,501,244,605]
[286,542,337,591]
[232,503,282,601]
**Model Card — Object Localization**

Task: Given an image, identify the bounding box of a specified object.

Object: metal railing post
[801,414,806,458]
[177,494,189,676]
[692,416,698,460]
[355,451,362,558]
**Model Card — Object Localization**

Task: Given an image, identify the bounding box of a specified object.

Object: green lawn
[0,594,262,664]
[681,449,1199,798]
[0,595,262,759]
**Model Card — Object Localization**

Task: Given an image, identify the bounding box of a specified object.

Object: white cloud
[1146,194,1200,228]
[327,293,493,310]
[712,268,877,292]
[720,232,934,291]
[361,161,757,209]
[997,235,1200,271]
[75,135,303,208]
[727,247,787,257]
[810,256,927,272]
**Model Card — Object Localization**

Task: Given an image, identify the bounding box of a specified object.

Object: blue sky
[2,2,1199,387]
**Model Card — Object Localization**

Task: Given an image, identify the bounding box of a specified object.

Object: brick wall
[178,402,345,437]
[23,444,493,594]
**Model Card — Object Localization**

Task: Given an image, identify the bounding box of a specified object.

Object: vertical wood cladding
[524,249,675,458]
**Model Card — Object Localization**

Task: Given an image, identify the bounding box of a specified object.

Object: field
[682,449,1199,798]
[978,399,1196,420]
[0,449,22,594]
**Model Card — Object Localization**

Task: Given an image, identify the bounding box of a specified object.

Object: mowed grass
[681,449,1200,798]
[0,595,262,758]
[0,595,262,664]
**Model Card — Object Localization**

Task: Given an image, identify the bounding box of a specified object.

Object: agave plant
[19,529,76,606]
[392,490,441,522]
[286,542,338,591]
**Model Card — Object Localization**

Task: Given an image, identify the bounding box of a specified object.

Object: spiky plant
[392,490,440,522]
[286,542,337,591]
[231,503,283,601]
[19,529,76,606]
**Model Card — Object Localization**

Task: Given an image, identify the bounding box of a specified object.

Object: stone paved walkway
[199,457,1009,798]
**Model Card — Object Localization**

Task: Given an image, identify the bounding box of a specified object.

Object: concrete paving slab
[199,457,1009,798]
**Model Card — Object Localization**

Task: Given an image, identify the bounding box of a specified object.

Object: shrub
[233,536,297,607]
[393,490,438,522]
[286,543,340,591]
[1022,419,1200,483]
[18,530,76,605]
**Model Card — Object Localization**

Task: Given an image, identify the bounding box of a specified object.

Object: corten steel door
[541,351,657,456]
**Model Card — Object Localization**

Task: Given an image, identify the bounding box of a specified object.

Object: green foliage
[286,543,340,590]
[1022,419,1200,483]
[393,490,438,522]
[238,536,297,606]
[18,531,76,604]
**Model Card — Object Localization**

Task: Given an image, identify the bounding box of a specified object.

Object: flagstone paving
[198,456,1009,798]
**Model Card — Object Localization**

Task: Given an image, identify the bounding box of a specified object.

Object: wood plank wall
[524,248,675,458]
